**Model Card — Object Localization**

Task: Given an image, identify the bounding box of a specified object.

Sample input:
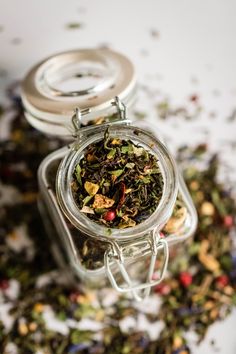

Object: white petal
[137,313,165,341]
[134,294,162,314]
[77,318,104,331]
[0,303,14,332]
[0,183,22,207]
[43,306,69,335]
[119,316,136,333]
[4,279,20,301]
[100,288,119,307]
[4,342,18,354]
[6,224,35,260]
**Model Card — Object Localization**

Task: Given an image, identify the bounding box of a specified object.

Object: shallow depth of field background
[0,1,236,353]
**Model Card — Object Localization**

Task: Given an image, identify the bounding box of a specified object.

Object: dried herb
[150,29,160,39]
[45,153,188,270]
[10,37,22,45]
[153,145,236,353]
[227,108,236,122]
[65,22,84,30]
[133,111,147,120]
[0,84,235,354]
[72,129,164,228]
[156,96,203,121]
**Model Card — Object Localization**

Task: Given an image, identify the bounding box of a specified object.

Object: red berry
[154,283,171,295]
[179,272,192,287]
[69,291,80,302]
[0,279,9,290]
[103,210,116,222]
[224,215,233,228]
[216,275,229,288]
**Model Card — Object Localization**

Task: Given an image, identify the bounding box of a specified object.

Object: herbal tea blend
[1,81,235,354]
[71,130,164,228]
[42,155,188,270]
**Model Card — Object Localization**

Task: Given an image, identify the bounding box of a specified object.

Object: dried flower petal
[84,181,99,196]
[200,201,215,216]
[92,194,115,209]
[80,206,95,214]
[198,240,220,272]
[164,207,187,234]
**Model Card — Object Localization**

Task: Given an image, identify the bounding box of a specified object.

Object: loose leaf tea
[0,84,235,354]
[72,129,164,228]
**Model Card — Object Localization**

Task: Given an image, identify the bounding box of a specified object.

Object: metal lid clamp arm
[71,96,131,142]
[104,229,169,301]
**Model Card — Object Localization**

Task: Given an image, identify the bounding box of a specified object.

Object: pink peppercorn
[103,210,116,221]
[179,272,193,287]
[224,215,233,228]
[216,275,229,288]
[154,283,171,295]
[0,279,9,290]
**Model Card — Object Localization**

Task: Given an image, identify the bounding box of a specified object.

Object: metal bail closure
[104,229,169,301]
[71,96,131,141]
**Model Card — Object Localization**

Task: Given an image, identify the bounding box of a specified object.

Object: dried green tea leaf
[138,176,151,184]
[66,22,83,30]
[109,169,124,177]
[75,164,82,186]
[125,162,135,169]
[94,208,107,214]
[121,145,132,154]
[107,148,116,159]
[83,195,93,206]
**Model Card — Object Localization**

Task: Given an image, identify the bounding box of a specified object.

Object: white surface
[0,1,236,353]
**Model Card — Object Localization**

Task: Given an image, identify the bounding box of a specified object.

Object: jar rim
[56,125,178,241]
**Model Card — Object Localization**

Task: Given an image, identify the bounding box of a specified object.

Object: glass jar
[21,48,197,301]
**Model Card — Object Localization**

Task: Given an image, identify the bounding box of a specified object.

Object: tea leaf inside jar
[72,130,164,228]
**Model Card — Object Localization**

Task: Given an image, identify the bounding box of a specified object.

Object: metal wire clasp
[71,96,131,139]
[104,229,169,301]
[71,107,91,137]
[111,96,127,121]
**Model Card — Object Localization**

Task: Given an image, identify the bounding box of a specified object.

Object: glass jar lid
[21,48,136,136]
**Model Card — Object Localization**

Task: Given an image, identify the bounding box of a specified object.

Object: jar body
[38,124,197,295]
[21,48,198,299]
